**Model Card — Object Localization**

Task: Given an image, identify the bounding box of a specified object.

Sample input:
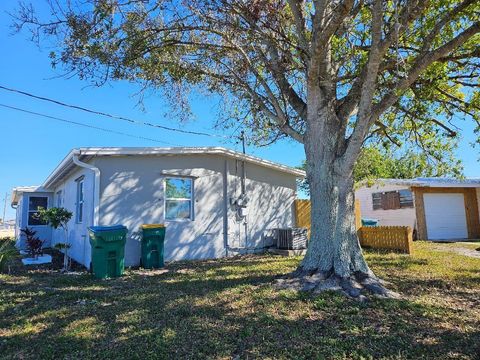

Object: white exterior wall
[51,168,95,267]
[93,154,297,267]
[15,192,54,249]
[355,184,416,228]
[226,158,295,250]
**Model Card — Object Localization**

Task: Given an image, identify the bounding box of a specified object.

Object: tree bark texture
[301,111,370,279]
[300,172,369,278]
[275,109,396,298]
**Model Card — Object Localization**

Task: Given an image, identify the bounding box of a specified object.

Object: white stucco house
[356,178,480,241]
[11,147,305,268]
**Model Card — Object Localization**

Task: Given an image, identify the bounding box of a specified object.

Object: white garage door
[424,193,468,240]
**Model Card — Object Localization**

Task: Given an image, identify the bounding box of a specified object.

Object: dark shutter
[382,191,401,210]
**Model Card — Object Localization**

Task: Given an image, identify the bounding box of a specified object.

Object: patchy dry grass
[1,241,479,359]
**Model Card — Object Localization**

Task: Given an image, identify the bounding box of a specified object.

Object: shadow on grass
[1,254,479,359]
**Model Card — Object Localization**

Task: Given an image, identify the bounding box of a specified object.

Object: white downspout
[223,159,229,257]
[72,153,100,226]
[72,153,100,267]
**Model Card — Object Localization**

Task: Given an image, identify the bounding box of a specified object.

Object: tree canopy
[353,146,463,182]
[13,0,480,154]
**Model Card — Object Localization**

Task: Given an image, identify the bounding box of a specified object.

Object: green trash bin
[88,225,128,279]
[141,224,166,269]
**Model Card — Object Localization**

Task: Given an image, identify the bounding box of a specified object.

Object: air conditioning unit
[275,228,308,250]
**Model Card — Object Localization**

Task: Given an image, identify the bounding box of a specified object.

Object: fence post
[355,199,363,244]
[406,226,413,254]
[355,199,362,231]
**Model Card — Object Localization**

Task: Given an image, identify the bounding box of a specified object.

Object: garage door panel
[423,193,468,240]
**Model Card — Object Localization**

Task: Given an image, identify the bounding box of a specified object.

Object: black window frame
[27,196,48,226]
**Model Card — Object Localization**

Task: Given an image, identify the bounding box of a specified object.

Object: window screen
[399,189,414,208]
[372,192,383,210]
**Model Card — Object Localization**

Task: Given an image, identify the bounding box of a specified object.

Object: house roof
[11,186,50,206]
[360,177,480,189]
[410,177,480,187]
[39,147,305,190]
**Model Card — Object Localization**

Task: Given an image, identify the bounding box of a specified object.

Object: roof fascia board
[11,186,51,206]
[42,149,78,189]
[75,147,305,176]
[410,183,480,188]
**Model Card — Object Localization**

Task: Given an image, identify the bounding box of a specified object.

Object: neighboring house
[356,180,417,228]
[356,178,480,241]
[0,219,15,238]
[11,147,305,268]
[0,219,15,229]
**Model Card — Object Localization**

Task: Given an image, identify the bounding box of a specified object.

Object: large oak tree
[15,0,480,297]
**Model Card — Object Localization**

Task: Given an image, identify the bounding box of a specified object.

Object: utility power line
[0,85,228,138]
[0,103,180,146]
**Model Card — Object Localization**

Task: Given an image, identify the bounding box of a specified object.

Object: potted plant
[37,207,73,272]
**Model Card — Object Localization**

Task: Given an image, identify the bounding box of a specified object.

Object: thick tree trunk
[300,172,370,278]
[276,109,397,298]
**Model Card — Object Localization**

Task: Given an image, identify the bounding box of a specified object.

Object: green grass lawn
[1,242,479,359]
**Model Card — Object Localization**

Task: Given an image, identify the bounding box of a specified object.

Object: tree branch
[286,0,309,59]
[420,0,477,53]
[342,21,480,166]
[336,0,428,121]
[371,22,480,120]
[338,0,383,168]
[261,45,307,120]
[397,103,458,137]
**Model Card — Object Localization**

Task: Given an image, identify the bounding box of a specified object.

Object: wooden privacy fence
[294,199,311,235]
[294,199,413,254]
[358,226,413,254]
[294,199,362,235]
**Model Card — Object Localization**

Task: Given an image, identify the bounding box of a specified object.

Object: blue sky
[0,1,478,221]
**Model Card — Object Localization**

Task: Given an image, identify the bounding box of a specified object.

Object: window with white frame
[56,190,63,208]
[28,196,48,226]
[165,177,193,220]
[76,178,85,223]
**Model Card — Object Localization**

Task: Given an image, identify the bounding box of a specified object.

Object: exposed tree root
[275,270,400,300]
